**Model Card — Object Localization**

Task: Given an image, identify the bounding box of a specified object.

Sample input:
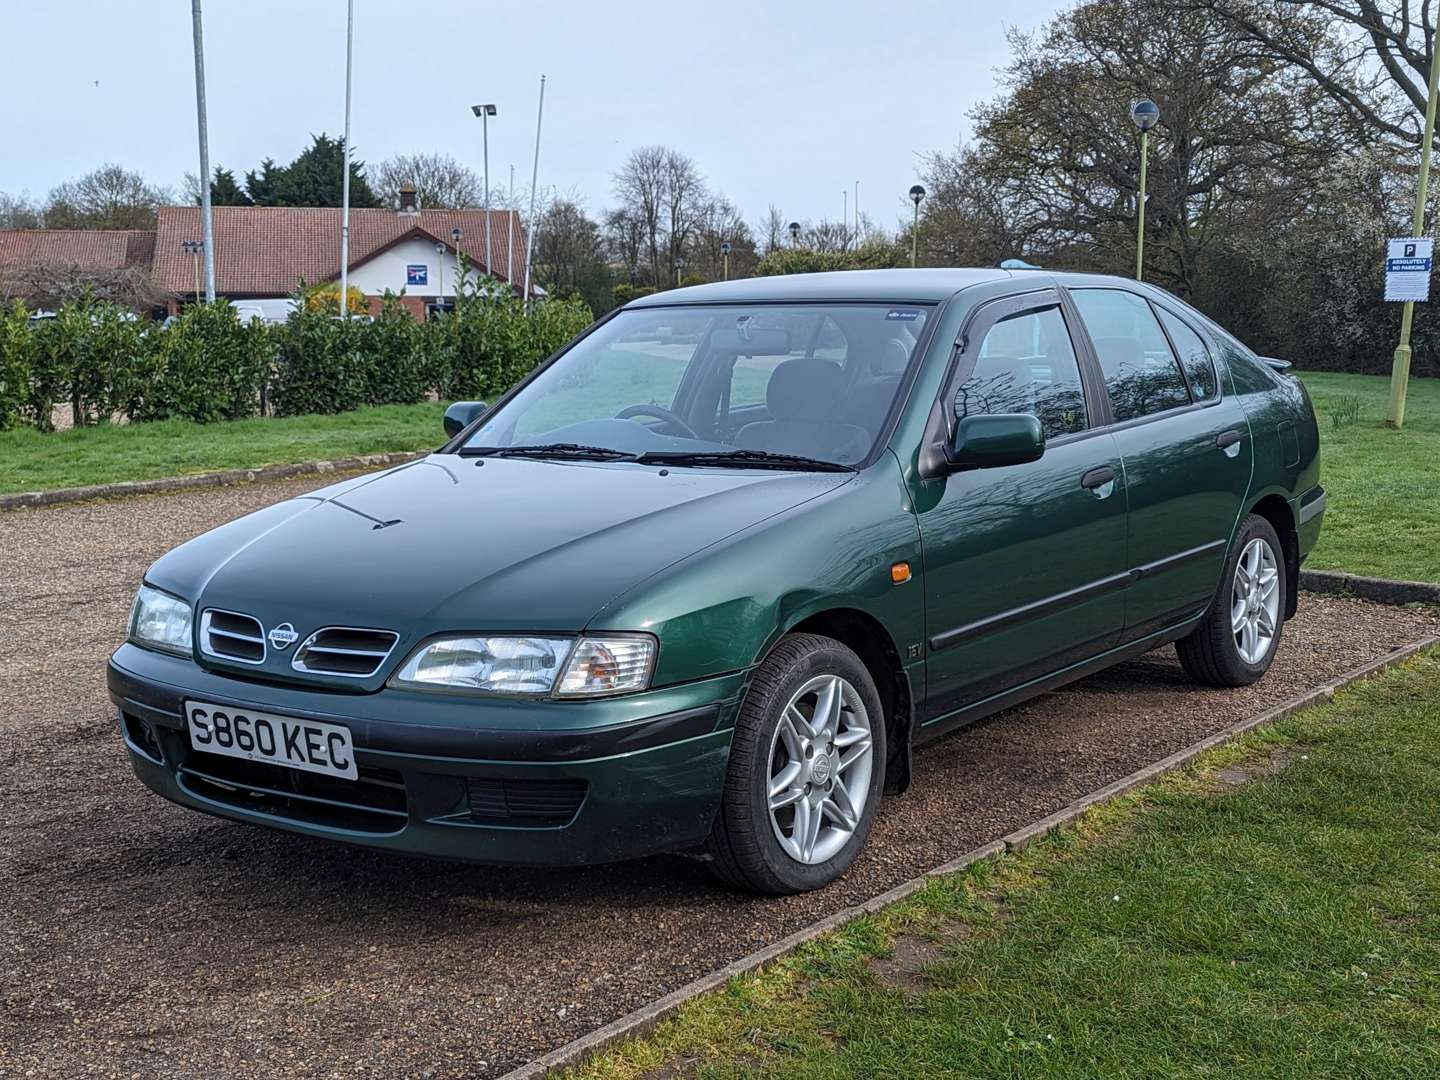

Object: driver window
[957,306,1088,440]
[510,315,702,441]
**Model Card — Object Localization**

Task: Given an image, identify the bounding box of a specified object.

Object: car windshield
[462,303,932,468]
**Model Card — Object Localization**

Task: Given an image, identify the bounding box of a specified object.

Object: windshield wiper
[634,449,856,473]
[458,443,640,461]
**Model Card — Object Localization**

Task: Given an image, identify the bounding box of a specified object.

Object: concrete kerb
[499,633,1440,1080]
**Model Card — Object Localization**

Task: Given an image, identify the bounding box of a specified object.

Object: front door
[914,293,1129,726]
[1067,288,1253,639]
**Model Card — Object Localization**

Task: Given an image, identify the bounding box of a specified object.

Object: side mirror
[946,413,1045,470]
[443,401,488,438]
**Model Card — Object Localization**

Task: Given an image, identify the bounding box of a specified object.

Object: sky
[0,0,1067,231]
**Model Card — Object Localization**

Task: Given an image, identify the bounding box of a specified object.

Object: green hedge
[1,285,593,430]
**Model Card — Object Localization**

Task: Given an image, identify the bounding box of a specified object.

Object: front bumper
[108,643,742,865]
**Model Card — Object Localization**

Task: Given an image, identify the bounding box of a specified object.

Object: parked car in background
[229,298,296,324]
[110,269,1323,894]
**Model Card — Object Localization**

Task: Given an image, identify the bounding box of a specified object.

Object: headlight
[129,584,193,656]
[390,634,656,697]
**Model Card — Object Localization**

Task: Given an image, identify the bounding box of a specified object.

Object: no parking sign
[1384,238,1433,302]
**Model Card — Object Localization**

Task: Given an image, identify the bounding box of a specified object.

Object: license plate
[184,701,358,781]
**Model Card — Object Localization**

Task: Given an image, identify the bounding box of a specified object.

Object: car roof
[623,267,1149,307]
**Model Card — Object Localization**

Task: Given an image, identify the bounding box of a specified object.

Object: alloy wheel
[766,674,874,865]
[1231,537,1280,665]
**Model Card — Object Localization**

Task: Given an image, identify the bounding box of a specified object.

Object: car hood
[148,454,849,647]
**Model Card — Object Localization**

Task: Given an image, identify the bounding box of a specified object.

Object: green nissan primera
[110,269,1323,894]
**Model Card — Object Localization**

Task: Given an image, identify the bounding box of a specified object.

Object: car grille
[200,609,266,664]
[292,627,400,678]
[465,777,587,827]
[179,750,407,834]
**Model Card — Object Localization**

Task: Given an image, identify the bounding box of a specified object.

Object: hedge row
[0,282,593,431]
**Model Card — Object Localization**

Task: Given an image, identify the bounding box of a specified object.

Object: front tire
[706,634,886,895]
[1177,514,1286,687]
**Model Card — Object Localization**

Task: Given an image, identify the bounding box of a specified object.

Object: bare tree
[613,146,668,287]
[532,196,612,312]
[1189,0,1419,146]
[760,205,787,255]
[612,146,710,288]
[604,207,646,285]
[689,196,756,280]
[43,165,174,230]
[1,262,171,311]
[0,192,42,229]
[371,153,483,209]
[959,1,1354,293]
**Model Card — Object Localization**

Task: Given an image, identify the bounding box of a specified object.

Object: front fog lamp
[391,634,656,697]
[129,585,193,656]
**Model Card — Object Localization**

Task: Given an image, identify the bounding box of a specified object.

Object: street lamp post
[471,103,497,276]
[1129,99,1160,282]
[674,256,685,289]
[908,185,925,268]
[721,240,732,281]
[788,221,801,248]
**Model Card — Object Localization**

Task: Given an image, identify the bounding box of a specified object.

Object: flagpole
[522,74,546,311]
[338,0,354,319]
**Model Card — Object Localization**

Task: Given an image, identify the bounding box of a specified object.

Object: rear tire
[706,634,886,895]
[1177,514,1286,687]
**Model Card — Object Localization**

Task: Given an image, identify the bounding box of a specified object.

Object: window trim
[1060,285,1226,435]
[920,288,1102,478]
[1149,300,1220,404]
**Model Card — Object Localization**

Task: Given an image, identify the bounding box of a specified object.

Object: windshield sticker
[886,309,921,322]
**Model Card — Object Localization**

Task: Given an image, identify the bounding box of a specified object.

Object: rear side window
[1156,308,1218,401]
[1071,289,1190,423]
[958,306,1088,439]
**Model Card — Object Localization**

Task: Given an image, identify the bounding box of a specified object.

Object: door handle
[1216,430,1243,449]
[1080,466,1116,492]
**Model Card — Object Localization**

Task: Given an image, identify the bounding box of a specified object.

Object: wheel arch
[1247,492,1299,620]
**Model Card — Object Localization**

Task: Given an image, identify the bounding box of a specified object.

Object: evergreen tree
[243,135,381,208]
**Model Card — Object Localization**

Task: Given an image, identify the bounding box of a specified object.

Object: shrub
[612,283,656,306]
[754,240,902,277]
[270,308,368,416]
[304,281,370,316]
[130,302,270,423]
[0,301,33,430]
[366,294,428,406]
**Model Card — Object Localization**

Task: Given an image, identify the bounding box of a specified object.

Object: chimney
[398,182,419,215]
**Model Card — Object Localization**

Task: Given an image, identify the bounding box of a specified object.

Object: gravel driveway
[1,477,1434,1079]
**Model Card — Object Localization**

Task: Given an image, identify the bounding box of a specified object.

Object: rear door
[1067,287,1252,640]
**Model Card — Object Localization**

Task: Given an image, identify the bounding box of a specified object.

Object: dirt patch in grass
[1211,745,1312,789]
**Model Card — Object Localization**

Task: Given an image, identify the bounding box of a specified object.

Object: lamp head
[909,184,926,206]
[471,104,497,117]
[1130,99,1160,132]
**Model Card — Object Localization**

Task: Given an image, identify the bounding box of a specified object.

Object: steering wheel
[615,404,699,439]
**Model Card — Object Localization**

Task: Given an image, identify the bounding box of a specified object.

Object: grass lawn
[569,652,1440,1079]
[0,402,446,495]
[1299,370,1440,582]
